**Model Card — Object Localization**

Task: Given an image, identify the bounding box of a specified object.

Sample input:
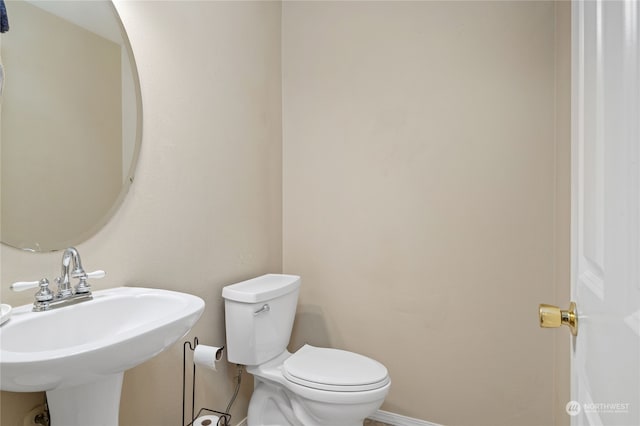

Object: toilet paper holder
[182,337,231,426]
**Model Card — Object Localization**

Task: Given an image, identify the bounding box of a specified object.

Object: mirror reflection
[0,0,141,252]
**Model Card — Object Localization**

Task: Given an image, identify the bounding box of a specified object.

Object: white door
[571,0,640,425]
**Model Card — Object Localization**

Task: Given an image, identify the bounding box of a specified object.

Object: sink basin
[0,286,204,425]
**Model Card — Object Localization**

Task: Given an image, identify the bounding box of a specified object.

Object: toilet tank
[222,274,301,366]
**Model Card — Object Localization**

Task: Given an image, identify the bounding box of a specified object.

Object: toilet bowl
[222,274,391,426]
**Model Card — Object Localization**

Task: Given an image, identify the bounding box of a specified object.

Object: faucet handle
[74,270,105,294]
[10,279,42,292]
[11,279,53,301]
[86,270,106,280]
[34,279,54,302]
[71,269,105,279]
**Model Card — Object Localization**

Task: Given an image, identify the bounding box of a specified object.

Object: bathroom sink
[0,286,204,392]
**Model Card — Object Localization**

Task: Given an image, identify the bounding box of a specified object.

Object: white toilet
[222,274,391,426]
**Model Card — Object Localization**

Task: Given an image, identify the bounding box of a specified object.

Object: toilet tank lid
[222,274,301,303]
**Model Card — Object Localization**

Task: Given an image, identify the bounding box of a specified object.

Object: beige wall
[0,1,282,425]
[1,0,122,251]
[282,1,570,425]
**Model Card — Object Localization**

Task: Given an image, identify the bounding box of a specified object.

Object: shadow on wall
[289,304,332,351]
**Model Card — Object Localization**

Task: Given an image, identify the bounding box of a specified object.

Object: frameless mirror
[0,0,142,252]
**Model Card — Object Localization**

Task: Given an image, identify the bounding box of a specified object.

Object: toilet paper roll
[193,344,224,371]
[193,414,220,426]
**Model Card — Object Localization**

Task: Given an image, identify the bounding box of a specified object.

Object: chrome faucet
[56,247,92,296]
[10,247,105,311]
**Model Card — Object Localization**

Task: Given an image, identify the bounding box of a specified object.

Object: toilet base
[247,378,384,426]
[248,381,300,426]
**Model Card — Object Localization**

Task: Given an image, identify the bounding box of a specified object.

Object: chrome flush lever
[254,304,270,316]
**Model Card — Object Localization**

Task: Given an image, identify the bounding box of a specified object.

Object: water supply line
[225,364,244,416]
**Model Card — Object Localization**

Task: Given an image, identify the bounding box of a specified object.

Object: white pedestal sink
[0,287,205,425]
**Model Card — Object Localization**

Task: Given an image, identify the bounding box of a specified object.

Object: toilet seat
[283,344,390,392]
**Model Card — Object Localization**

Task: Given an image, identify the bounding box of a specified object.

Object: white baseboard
[234,411,438,426]
[368,409,442,426]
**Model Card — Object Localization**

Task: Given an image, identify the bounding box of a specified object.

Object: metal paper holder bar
[182,337,231,426]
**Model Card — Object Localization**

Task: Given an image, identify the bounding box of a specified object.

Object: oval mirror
[1,0,142,252]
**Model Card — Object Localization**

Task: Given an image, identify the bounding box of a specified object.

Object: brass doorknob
[539,302,578,336]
